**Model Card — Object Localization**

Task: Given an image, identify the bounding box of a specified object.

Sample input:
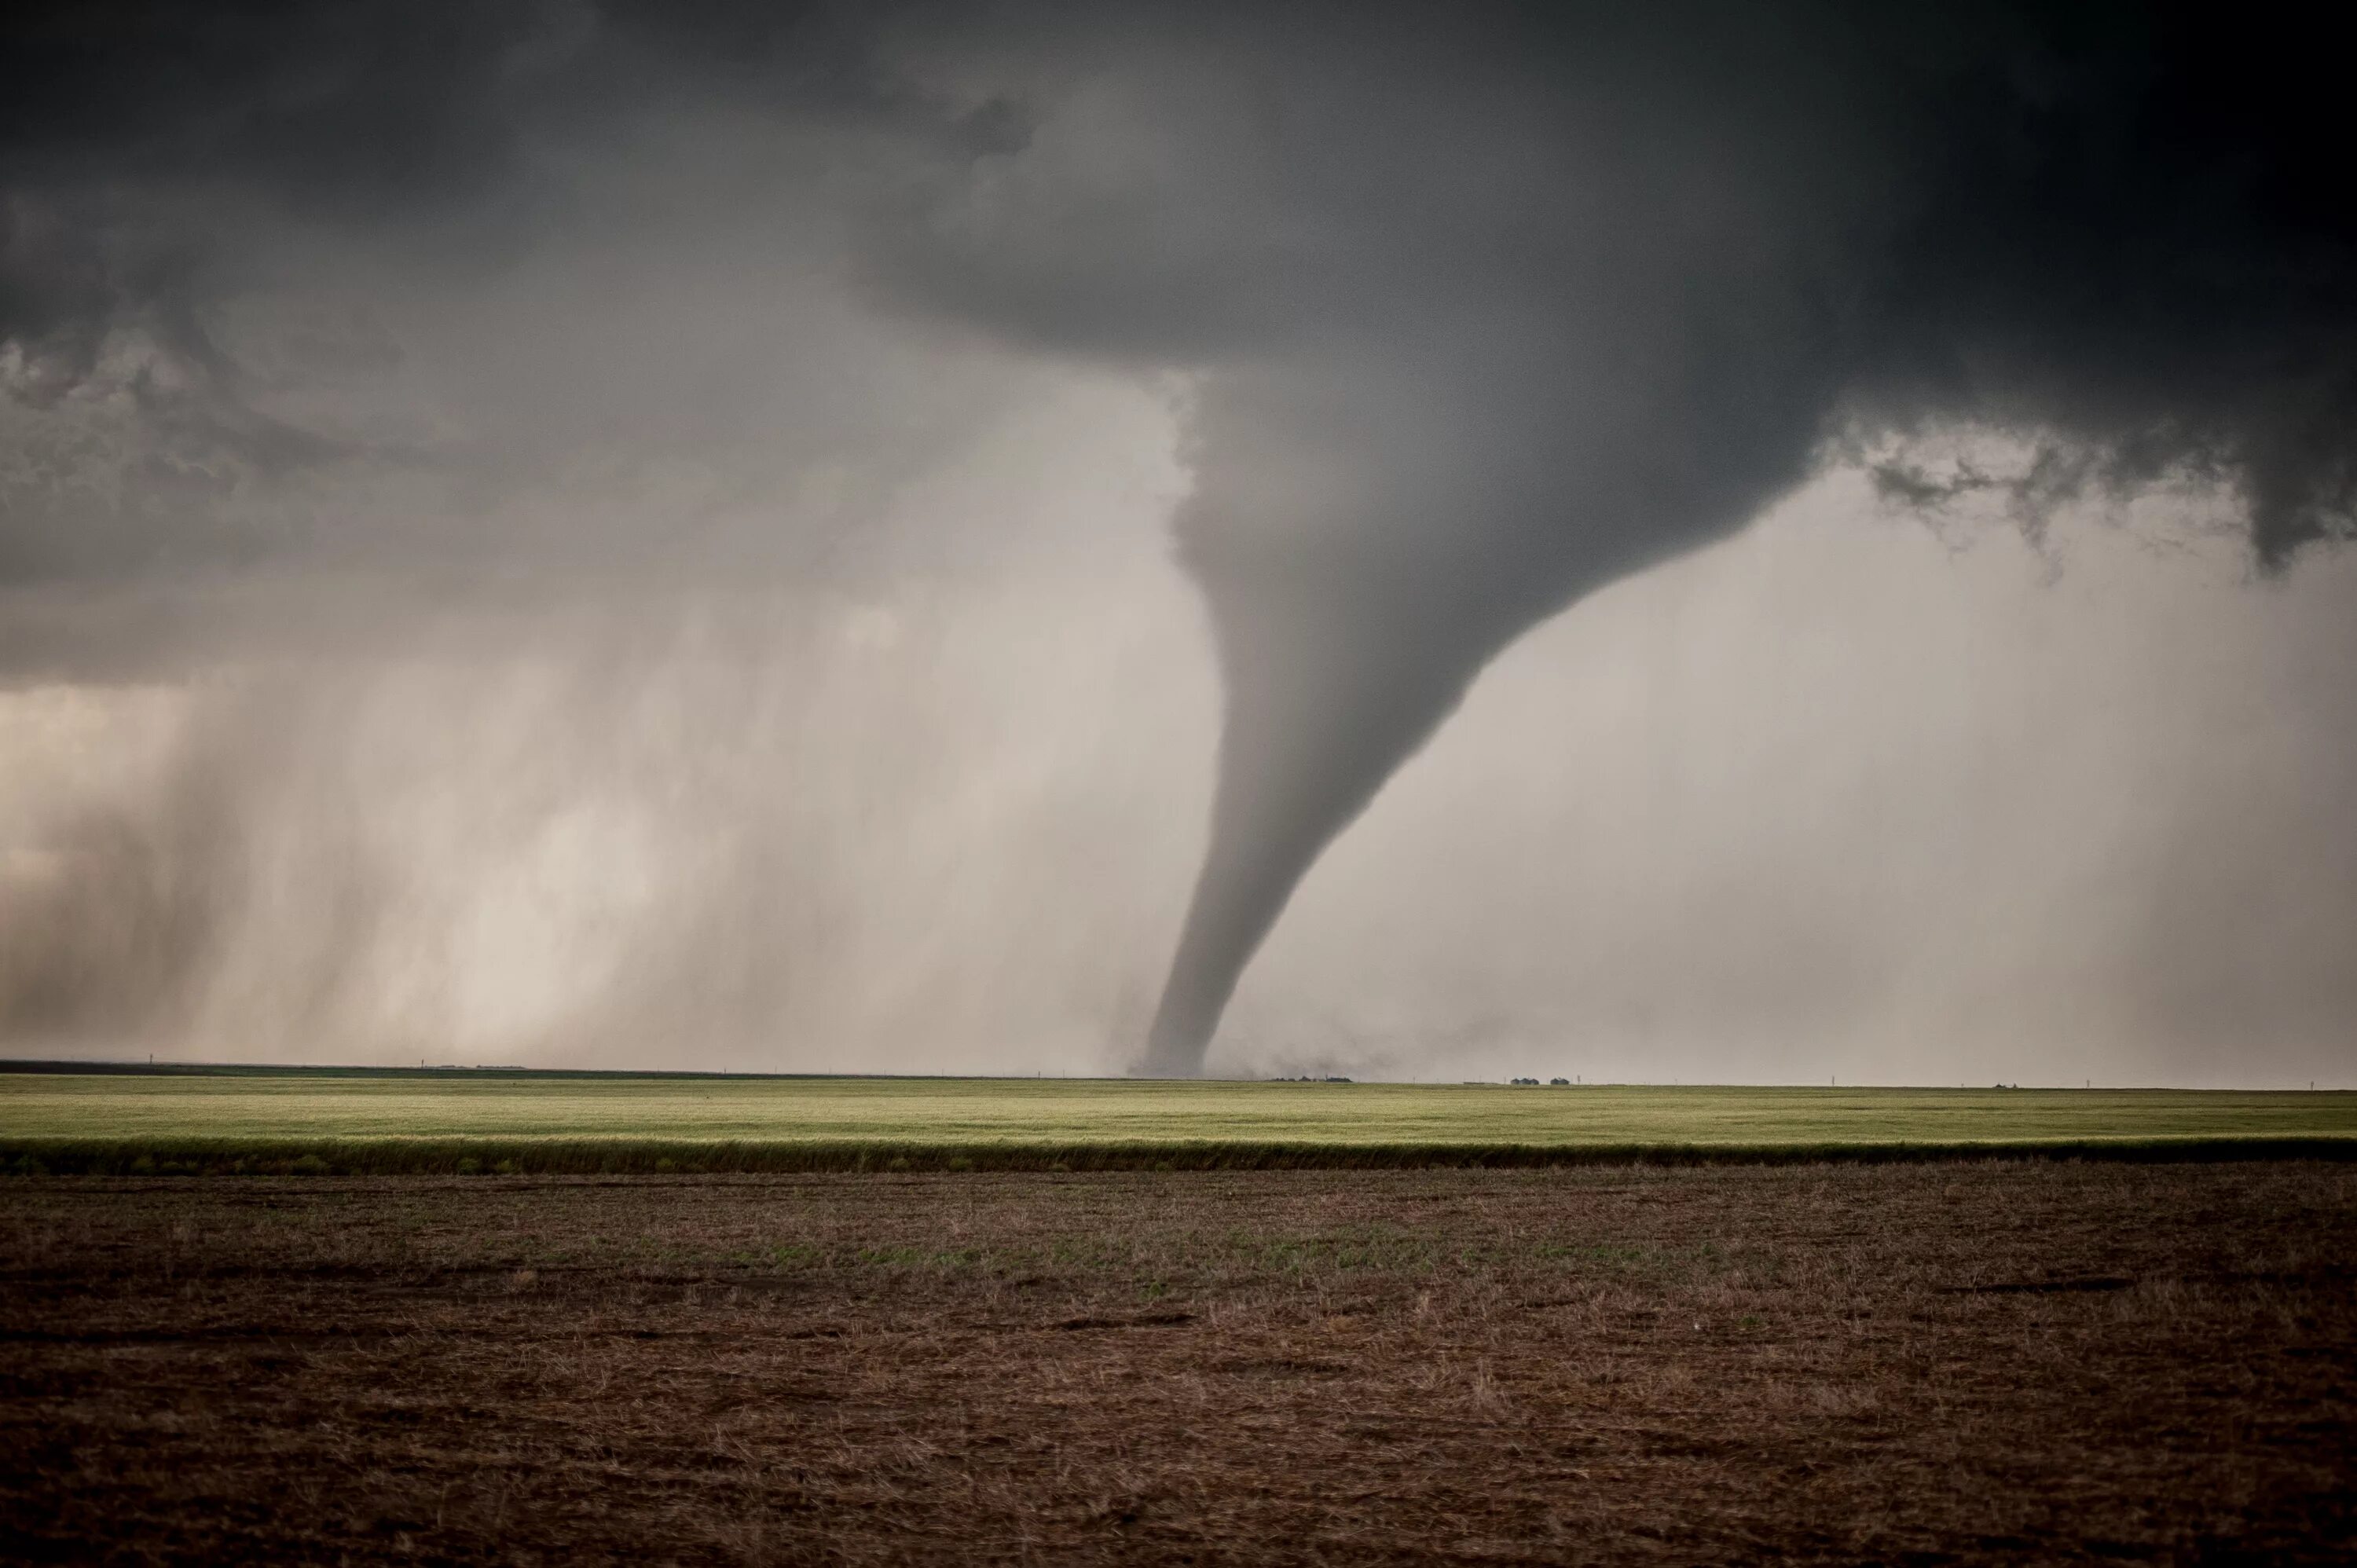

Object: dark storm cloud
[2,1,535,389]
[2,2,2352,1068]
[0,2,1065,611]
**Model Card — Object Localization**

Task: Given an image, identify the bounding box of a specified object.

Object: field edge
[7,1133,2357,1176]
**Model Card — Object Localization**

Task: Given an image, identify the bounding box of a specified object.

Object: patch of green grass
[2,1073,2353,1174]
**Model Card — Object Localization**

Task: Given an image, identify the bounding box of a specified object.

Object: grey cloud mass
[1,2,2351,1075]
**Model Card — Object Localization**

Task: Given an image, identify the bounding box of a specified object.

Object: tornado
[1133,335,1845,1075]
[1140,551,1513,1075]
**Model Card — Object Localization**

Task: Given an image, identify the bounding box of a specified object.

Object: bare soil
[2,1163,2352,1563]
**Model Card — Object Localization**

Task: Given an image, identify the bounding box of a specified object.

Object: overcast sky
[2,2,2351,1083]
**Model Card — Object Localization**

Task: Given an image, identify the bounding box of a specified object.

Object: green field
[4,1070,2354,1174]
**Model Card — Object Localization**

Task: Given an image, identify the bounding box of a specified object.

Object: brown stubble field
[2,1162,2352,1564]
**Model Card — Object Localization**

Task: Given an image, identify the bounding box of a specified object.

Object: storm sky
[2,2,2352,1083]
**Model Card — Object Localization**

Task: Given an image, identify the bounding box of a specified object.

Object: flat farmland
[5,1072,2355,1173]
[3,1162,2352,1563]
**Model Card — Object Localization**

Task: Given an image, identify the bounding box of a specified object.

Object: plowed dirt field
[4,1162,2352,1563]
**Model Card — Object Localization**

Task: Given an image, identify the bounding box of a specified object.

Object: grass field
[5,1069,2354,1173]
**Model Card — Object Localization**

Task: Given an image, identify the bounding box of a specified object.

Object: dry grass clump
[2,1161,2352,1563]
